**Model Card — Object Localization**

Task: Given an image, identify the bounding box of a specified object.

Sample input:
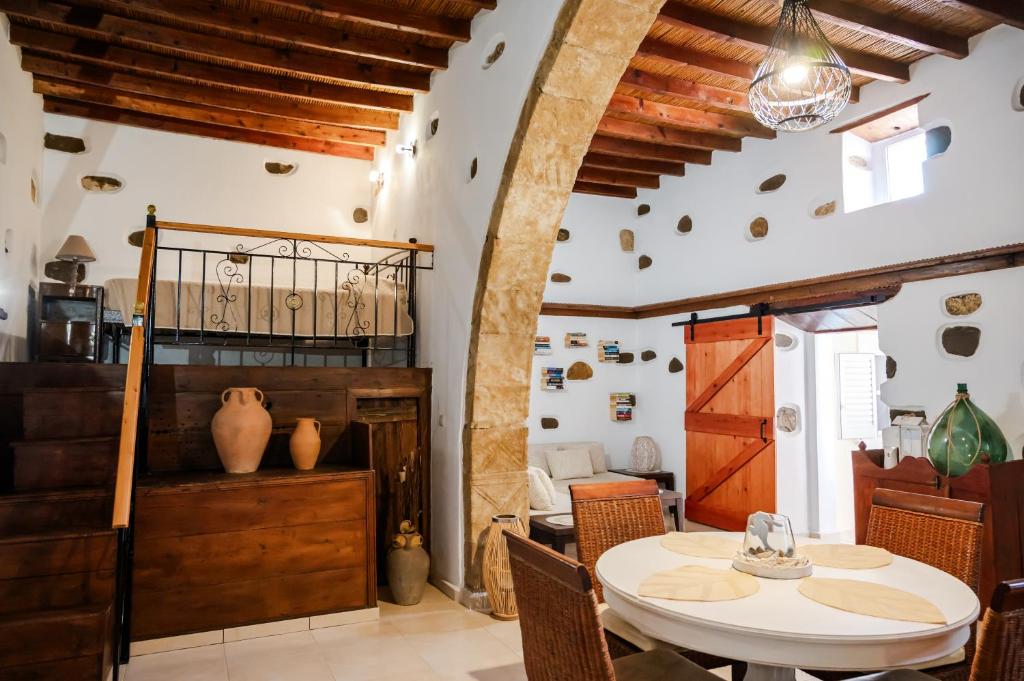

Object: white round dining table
[596,532,980,681]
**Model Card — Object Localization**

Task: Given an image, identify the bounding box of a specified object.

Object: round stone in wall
[619,229,634,252]
[638,255,652,270]
[776,405,799,433]
[813,200,837,217]
[566,361,593,380]
[640,349,656,362]
[941,325,981,357]
[618,352,635,364]
[556,228,571,242]
[540,417,559,430]
[81,175,122,192]
[758,174,786,193]
[637,203,650,217]
[470,157,478,180]
[353,207,369,224]
[127,230,144,247]
[550,273,571,283]
[668,357,683,374]
[749,217,769,239]
[944,293,981,316]
[264,161,296,175]
[885,356,897,379]
[677,215,693,234]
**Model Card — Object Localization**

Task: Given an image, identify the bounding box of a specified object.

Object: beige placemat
[799,544,893,569]
[661,532,741,559]
[639,565,759,602]
[798,577,947,624]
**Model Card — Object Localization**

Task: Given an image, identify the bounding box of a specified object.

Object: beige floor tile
[404,628,523,677]
[379,585,462,619]
[435,661,528,681]
[225,631,334,681]
[312,621,405,648]
[124,643,228,681]
[484,620,523,654]
[388,608,493,635]
[323,640,436,681]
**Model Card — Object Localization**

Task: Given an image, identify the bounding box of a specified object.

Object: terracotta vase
[211,387,271,474]
[387,521,430,606]
[290,418,322,470]
[482,514,527,621]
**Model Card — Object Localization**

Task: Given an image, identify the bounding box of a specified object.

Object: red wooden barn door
[684,316,775,530]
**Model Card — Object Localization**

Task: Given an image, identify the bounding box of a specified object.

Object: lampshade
[748,0,852,132]
[56,235,96,263]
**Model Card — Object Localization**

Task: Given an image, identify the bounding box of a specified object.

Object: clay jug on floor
[387,521,429,606]
[290,418,322,470]
[211,387,271,473]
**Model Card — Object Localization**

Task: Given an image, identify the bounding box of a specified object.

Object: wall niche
[925,126,952,158]
[885,356,897,379]
[944,292,981,316]
[81,175,123,193]
[940,325,981,358]
[776,405,800,434]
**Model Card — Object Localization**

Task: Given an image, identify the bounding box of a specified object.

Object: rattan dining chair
[849,578,1024,681]
[504,529,720,681]
[808,488,986,681]
[570,480,746,678]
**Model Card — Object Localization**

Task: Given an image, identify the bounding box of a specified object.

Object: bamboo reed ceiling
[576,0,1011,200]
[5,0,494,160]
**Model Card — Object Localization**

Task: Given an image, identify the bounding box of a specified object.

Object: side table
[610,468,675,491]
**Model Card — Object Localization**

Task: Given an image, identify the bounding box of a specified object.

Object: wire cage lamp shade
[749,0,852,132]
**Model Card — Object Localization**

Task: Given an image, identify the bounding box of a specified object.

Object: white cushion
[528,441,609,475]
[527,466,556,511]
[598,604,680,652]
[547,447,594,480]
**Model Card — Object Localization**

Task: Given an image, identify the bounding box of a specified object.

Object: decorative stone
[776,405,799,433]
[81,175,122,192]
[941,326,981,357]
[484,39,506,69]
[618,352,635,364]
[229,253,249,265]
[758,174,786,193]
[637,203,650,216]
[540,417,559,430]
[550,273,571,283]
[885,356,897,379]
[128,230,145,247]
[677,215,693,234]
[470,157,478,180]
[848,155,869,169]
[566,361,593,380]
[925,126,952,158]
[944,293,981,316]
[775,333,796,350]
[640,349,656,362]
[813,201,837,217]
[619,229,634,252]
[44,260,84,284]
[429,115,440,137]
[668,357,683,374]
[749,217,769,239]
[556,228,570,242]
[30,175,37,203]
[638,255,652,270]
[353,207,369,224]
[44,132,86,154]
[264,161,295,175]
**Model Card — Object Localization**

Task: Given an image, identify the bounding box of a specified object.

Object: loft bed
[102,212,433,367]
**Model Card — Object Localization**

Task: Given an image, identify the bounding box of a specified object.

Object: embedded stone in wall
[925,126,952,158]
[813,200,837,218]
[758,174,786,193]
[637,203,650,216]
[556,228,571,242]
[550,273,571,283]
[885,356,897,379]
[229,253,249,265]
[944,293,982,316]
[638,255,652,270]
[668,357,683,374]
[128,230,144,247]
[640,349,656,362]
[44,132,86,154]
[470,157,478,180]
[848,155,868,169]
[775,332,796,350]
[429,114,440,137]
[619,229,634,252]
[264,161,296,175]
[941,325,981,357]
[677,215,693,234]
[776,405,799,433]
[81,175,122,193]
[44,260,84,284]
[541,417,559,430]
[566,361,593,380]
[749,217,768,239]
[618,352,634,364]
[483,37,506,69]
[353,208,369,224]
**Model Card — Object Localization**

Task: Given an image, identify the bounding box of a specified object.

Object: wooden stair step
[11,436,119,490]
[1,653,108,681]
[0,604,111,670]
[22,387,124,440]
[0,487,112,535]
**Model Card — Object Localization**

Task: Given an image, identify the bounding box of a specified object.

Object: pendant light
[748,0,852,132]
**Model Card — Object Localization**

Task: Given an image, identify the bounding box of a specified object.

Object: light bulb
[368,169,383,185]
[782,60,809,86]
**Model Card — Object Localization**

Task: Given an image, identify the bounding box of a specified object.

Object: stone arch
[461,0,664,591]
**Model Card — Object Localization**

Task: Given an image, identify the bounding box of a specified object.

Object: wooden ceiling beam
[0,0,431,92]
[23,53,399,130]
[445,0,496,9]
[657,3,911,82]
[589,135,713,165]
[582,152,686,177]
[256,0,472,42]
[34,77,387,146]
[619,68,751,113]
[577,166,661,189]
[66,0,449,69]
[10,26,414,112]
[809,0,975,57]
[637,37,755,80]
[573,181,638,200]
[607,93,774,139]
[597,117,742,152]
[44,96,374,160]
[931,0,1024,29]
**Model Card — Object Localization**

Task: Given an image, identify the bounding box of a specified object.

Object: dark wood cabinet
[853,448,1024,606]
[34,283,103,362]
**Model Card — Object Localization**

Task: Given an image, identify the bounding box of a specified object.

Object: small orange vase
[290,418,322,470]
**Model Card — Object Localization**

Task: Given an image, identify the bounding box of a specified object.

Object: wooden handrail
[155,220,435,253]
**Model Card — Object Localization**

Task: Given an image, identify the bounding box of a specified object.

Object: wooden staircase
[0,363,126,679]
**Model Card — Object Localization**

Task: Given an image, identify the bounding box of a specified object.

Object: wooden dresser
[852,448,1024,606]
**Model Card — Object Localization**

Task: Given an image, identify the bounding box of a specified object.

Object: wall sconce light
[397,141,417,158]
[368,169,384,188]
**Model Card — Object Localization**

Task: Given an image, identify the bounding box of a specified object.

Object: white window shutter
[837,353,879,440]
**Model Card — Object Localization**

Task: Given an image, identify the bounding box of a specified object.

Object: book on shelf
[609,392,636,421]
[564,332,588,348]
[598,340,621,362]
[542,367,565,391]
[534,336,552,355]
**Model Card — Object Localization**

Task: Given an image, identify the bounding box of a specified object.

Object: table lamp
[55,234,96,293]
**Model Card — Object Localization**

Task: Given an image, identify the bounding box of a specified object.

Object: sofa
[527,441,637,516]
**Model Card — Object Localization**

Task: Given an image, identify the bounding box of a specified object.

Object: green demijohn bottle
[927,383,1009,477]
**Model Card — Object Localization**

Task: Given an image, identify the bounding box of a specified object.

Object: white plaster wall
[0,16,44,361]
[41,114,373,288]
[774,320,811,535]
[878,268,1024,462]
[368,1,566,590]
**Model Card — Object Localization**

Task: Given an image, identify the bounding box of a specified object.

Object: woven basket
[483,514,527,620]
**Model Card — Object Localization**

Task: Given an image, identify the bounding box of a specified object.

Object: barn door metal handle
[759,419,768,443]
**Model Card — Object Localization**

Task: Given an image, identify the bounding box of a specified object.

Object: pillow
[527,445,551,476]
[527,466,556,511]
[586,442,608,474]
[547,446,595,481]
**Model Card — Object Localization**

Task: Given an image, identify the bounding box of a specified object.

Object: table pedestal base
[744,663,797,681]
